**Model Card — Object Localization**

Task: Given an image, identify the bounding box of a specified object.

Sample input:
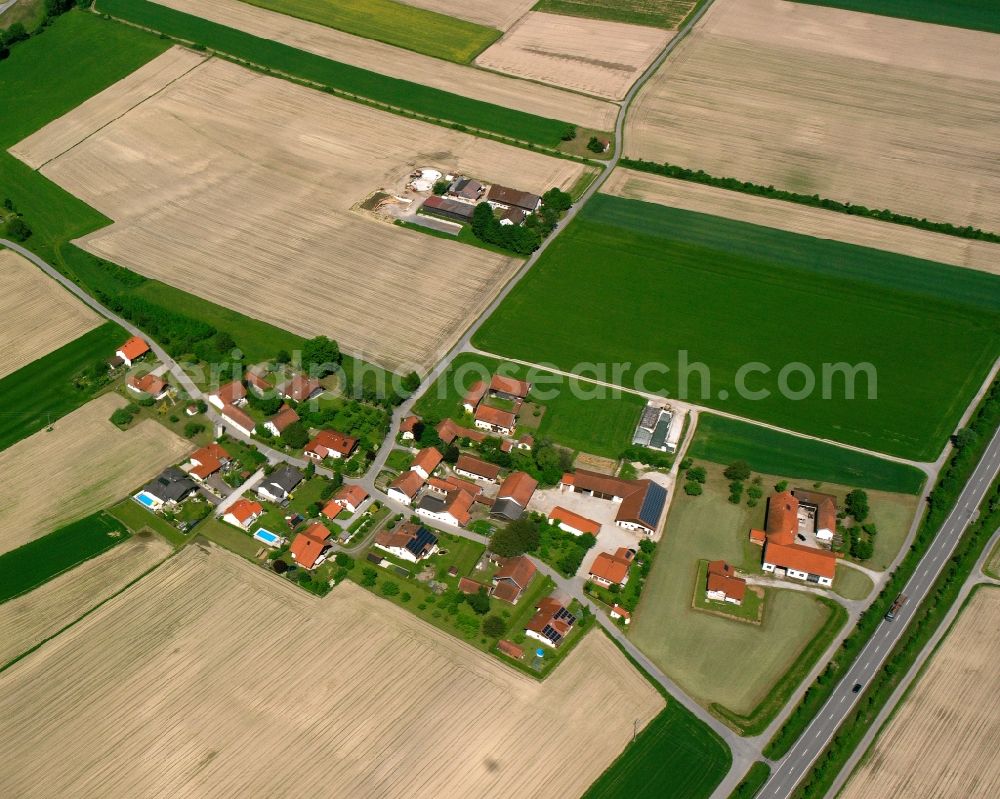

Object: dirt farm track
[626,0,1000,232]
[16,52,590,372]
[0,544,663,798]
[840,587,1000,799]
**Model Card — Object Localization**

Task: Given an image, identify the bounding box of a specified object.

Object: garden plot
[0,394,190,554]
[0,248,101,379]
[626,0,1000,231]
[475,12,671,100]
[0,543,664,799]
[23,56,589,371]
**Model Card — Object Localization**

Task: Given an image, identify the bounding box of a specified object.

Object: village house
[126,372,169,400]
[187,442,230,481]
[116,336,150,368]
[290,522,332,570]
[264,404,299,437]
[491,471,538,521]
[462,381,487,414]
[588,547,635,588]
[792,488,838,542]
[458,576,486,595]
[277,374,322,403]
[610,604,631,624]
[486,185,541,215]
[489,374,531,401]
[548,506,601,537]
[373,522,438,563]
[387,469,424,506]
[304,429,358,461]
[453,454,501,483]
[208,380,247,411]
[220,402,256,437]
[524,596,577,648]
[490,554,537,604]
[399,415,421,441]
[222,497,263,530]
[142,467,198,509]
[246,369,272,395]
[474,404,515,436]
[426,475,482,499]
[436,418,486,445]
[416,487,474,527]
[410,446,443,480]
[498,640,525,660]
[256,464,304,504]
[322,484,368,517]
[517,434,534,450]
[447,176,484,202]
[705,560,747,605]
[560,469,667,535]
[751,490,839,586]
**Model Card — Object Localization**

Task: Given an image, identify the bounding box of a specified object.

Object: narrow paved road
[758,424,1000,798]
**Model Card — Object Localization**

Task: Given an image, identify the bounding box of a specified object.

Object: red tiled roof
[589,549,633,585]
[443,489,474,526]
[305,429,358,458]
[226,498,262,525]
[475,404,515,429]
[214,380,246,405]
[765,491,799,545]
[494,554,536,589]
[246,369,272,391]
[498,640,524,659]
[561,468,634,497]
[500,439,513,453]
[750,528,767,544]
[458,577,485,595]
[455,454,500,481]
[400,415,420,434]
[436,419,486,445]
[707,572,747,601]
[279,374,322,402]
[290,523,331,570]
[497,471,537,507]
[491,581,522,604]
[118,336,149,361]
[189,442,230,479]
[128,373,167,395]
[793,488,838,531]
[267,404,299,434]
[525,597,572,638]
[221,402,255,432]
[611,604,631,619]
[764,541,838,579]
[548,506,600,535]
[389,469,424,499]
[707,560,736,578]
[463,380,487,406]
[411,446,443,475]
[489,374,530,398]
[322,484,368,516]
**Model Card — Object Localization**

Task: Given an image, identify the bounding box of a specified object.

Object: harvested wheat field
[25,56,589,371]
[626,0,1000,231]
[396,0,535,30]
[0,394,190,554]
[602,168,1000,275]
[476,12,671,100]
[0,543,663,798]
[152,0,617,131]
[0,533,171,667]
[841,587,1000,799]
[10,46,206,169]
[0,248,100,379]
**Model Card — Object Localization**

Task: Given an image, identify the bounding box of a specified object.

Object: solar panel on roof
[638,482,668,526]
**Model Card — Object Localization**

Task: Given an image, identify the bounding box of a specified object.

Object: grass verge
[0,512,129,603]
[728,761,771,799]
[765,376,1000,758]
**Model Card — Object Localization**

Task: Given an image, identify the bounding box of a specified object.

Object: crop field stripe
[533,0,700,29]
[0,513,129,604]
[238,0,502,63]
[791,0,1000,34]
[472,194,1000,461]
[0,322,127,452]
[689,414,926,494]
[97,0,575,147]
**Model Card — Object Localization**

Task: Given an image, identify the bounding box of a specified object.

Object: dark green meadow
[792,0,1000,34]
[473,194,1000,461]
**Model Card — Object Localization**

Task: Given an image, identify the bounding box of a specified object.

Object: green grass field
[833,565,873,600]
[689,414,926,494]
[98,0,577,147]
[197,518,261,559]
[728,762,771,799]
[792,0,1000,34]
[109,498,188,548]
[0,512,129,603]
[582,690,730,799]
[628,465,844,721]
[239,0,501,62]
[0,322,126,452]
[473,195,1000,461]
[413,352,645,457]
[534,0,699,29]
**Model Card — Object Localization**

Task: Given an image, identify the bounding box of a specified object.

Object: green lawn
[0,512,128,602]
[728,762,771,799]
[413,353,646,458]
[109,498,188,548]
[0,321,126,452]
[628,465,842,722]
[833,564,873,601]
[98,0,579,147]
[984,536,1000,580]
[689,414,926,495]
[239,0,501,62]
[197,517,262,559]
[534,0,699,29]
[792,0,1000,34]
[385,449,414,472]
[582,657,731,799]
[473,195,1000,461]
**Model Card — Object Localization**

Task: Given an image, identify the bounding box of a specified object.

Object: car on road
[885,593,907,621]
[852,682,863,693]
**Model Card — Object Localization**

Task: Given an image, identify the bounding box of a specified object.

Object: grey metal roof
[143,468,197,503]
[269,465,304,493]
[490,498,525,521]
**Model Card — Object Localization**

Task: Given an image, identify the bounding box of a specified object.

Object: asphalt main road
[757,423,1000,798]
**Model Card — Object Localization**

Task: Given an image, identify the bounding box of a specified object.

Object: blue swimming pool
[254,529,281,547]
[133,491,157,508]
